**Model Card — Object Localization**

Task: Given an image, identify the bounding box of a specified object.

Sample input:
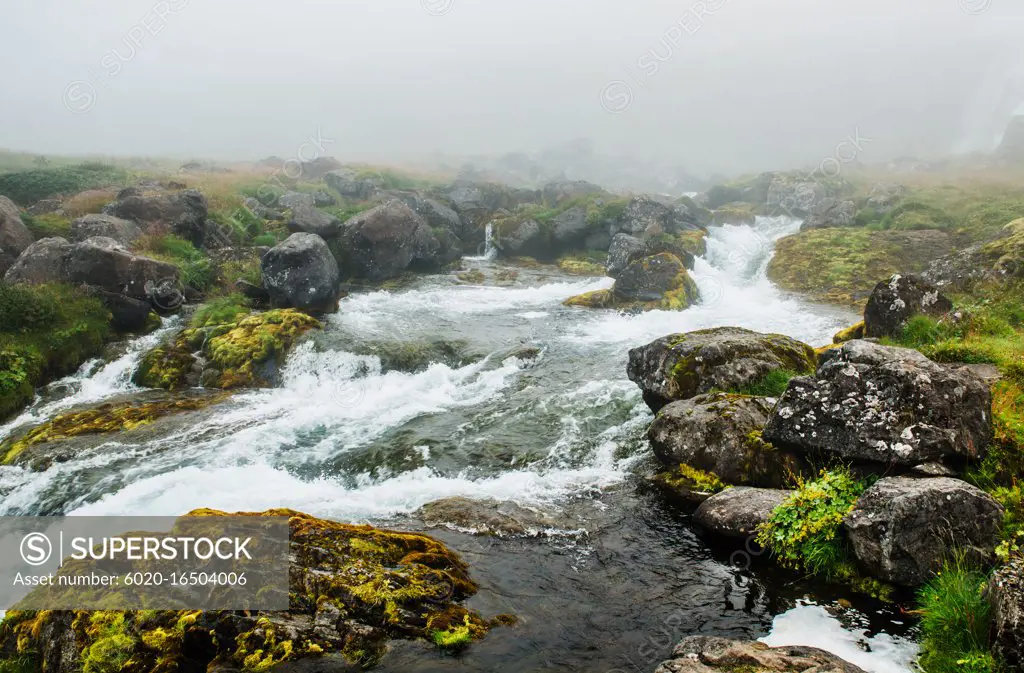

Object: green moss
[557,257,606,276]
[0,283,111,420]
[457,269,486,284]
[833,321,865,343]
[767,228,953,304]
[205,310,320,388]
[0,395,225,464]
[878,201,955,230]
[0,509,509,671]
[190,294,251,328]
[730,369,797,397]
[563,289,613,308]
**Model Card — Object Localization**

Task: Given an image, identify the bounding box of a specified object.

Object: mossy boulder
[832,321,865,344]
[0,195,34,276]
[648,393,805,488]
[557,257,606,276]
[133,309,320,390]
[712,204,757,226]
[564,253,699,312]
[655,636,868,673]
[0,509,511,671]
[863,274,952,338]
[651,464,728,509]
[627,327,816,412]
[767,228,955,304]
[0,393,225,468]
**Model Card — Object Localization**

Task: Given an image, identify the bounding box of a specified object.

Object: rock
[349,338,473,373]
[236,279,270,303]
[277,191,316,209]
[712,206,756,226]
[65,237,181,301]
[0,195,34,276]
[764,340,991,466]
[1,509,501,672]
[801,199,857,230]
[324,168,381,200]
[866,182,906,215]
[312,190,336,207]
[627,327,816,412]
[655,636,868,673]
[261,233,341,312]
[3,237,72,285]
[552,206,589,244]
[298,156,343,179]
[606,233,646,277]
[863,274,953,338]
[26,198,64,215]
[988,560,1024,671]
[693,487,792,539]
[407,196,463,237]
[69,214,142,245]
[416,497,559,536]
[921,247,990,292]
[242,197,285,222]
[287,205,342,240]
[766,177,830,217]
[649,393,803,488]
[86,287,153,332]
[104,189,209,247]
[495,217,545,256]
[613,253,697,304]
[843,477,1004,585]
[617,196,703,236]
[337,200,439,281]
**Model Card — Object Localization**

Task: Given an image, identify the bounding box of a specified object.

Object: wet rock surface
[655,636,867,673]
[693,487,793,539]
[628,327,816,412]
[261,233,342,312]
[988,559,1024,671]
[763,340,992,466]
[843,476,1004,586]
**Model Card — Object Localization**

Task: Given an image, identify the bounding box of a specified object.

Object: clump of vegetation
[190,293,250,328]
[557,253,606,276]
[136,233,217,293]
[0,163,127,206]
[20,212,72,239]
[878,201,956,231]
[915,554,996,673]
[756,469,868,577]
[0,283,111,420]
[732,369,797,397]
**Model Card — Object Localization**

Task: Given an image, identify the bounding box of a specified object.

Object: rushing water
[0,216,920,671]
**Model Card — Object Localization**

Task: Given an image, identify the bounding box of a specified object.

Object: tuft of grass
[20,212,72,240]
[190,294,251,328]
[136,233,216,292]
[732,369,797,397]
[915,555,995,673]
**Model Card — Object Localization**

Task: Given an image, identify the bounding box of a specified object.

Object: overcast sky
[2,0,1023,175]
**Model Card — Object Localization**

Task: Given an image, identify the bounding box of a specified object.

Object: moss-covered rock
[833,321,865,343]
[563,253,699,312]
[652,463,729,509]
[767,228,955,304]
[0,394,226,466]
[133,309,321,391]
[627,327,817,412]
[556,257,606,276]
[0,509,512,671]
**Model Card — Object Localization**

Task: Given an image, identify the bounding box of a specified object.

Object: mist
[2,0,1023,177]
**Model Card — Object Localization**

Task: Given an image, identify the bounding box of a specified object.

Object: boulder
[277,191,316,209]
[866,182,906,215]
[922,247,990,292]
[801,198,857,230]
[416,497,559,536]
[26,198,64,215]
[655,636,867,673]
[0,195,34,276]
[628,327,816,412]
[649,393,803,488]
[541,179,604,204]
[3,237,72,285]
[552,206,589,244]
[104,189,209,247]
[613,253,697,304]
[408,196,462,237]
[988,559,1024,671]
[763,340,991,466]
[64,237,180,301]
[312,190,336,207]
[693,487,792,539]
[242,197,285,222]
[843,476,1004,585]
[324,169,381,200]
[495,217,545,257]
[261,233,341,312]
[338,200,438,280]
[86,287,153,332]
[70,213,142,245]
[766,177,830,217]
[287,204,342,240]
[863,274,953,338]
[617,196,703,236]
[606,233,646,277]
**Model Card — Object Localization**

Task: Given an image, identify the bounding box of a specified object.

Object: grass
[135,233,217,293]
[20,212,72,239]
[190,294,251,328]
[0,283,111,419]
[732,369,798,397]
[915,555,996,673]
[0,163,128,206]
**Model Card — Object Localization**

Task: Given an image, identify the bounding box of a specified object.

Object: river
[0,216,920,672]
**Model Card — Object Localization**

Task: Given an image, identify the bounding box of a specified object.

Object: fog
[2,0,1023,177]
